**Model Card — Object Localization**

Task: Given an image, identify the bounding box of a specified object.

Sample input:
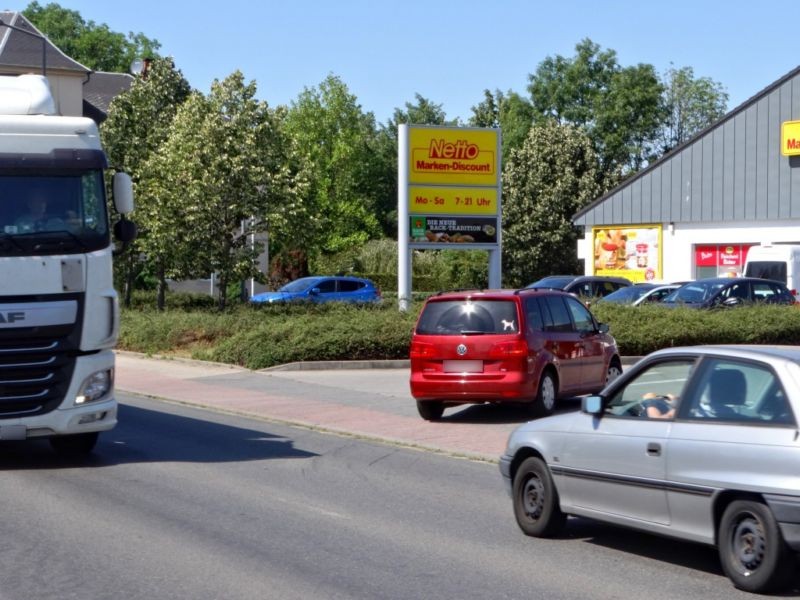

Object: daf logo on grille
[456,344,467,356]
[0,311,25,323]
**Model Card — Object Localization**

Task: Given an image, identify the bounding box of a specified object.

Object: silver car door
[666,356,800,544]
[558,359,695,525]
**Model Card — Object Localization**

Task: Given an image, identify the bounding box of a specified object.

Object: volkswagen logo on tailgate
[456,344,467,356]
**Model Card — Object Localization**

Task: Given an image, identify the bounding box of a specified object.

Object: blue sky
[44,0,799,124]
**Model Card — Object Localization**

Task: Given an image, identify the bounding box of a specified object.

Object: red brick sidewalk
[115,352,512,462]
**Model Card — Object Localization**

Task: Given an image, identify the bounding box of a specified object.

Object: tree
[371,94,456,237]
[502,121,601,288]
[659,65,728,153]
[139,72,310,311]
[470,89,534,164]
[23,1,160,72]
[284,74,382,255]
[527,38,665,185]
[101,57,191,307]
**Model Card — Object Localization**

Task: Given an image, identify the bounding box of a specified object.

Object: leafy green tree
[140,72,309,310]
[23,1,160,72]
[285,74,382,255]
[101,57,191,306]
[502,120,601,288]
[659,65,728,152]
[527,38,665,185]
[470,89,534,164]
[371,94,456,237]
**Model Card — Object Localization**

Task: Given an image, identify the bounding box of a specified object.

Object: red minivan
[410,289,621,420]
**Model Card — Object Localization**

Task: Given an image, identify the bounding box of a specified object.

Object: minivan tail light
[410,341,436,358]
[488,340,528,358]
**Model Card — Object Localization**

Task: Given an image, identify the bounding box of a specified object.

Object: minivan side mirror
[582,395,603,415]
[597,322,610,333]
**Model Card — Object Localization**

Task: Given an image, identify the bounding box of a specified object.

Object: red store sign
[694,244,753,268]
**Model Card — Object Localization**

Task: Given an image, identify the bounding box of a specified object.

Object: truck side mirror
[113,172,134,215]
[113,218,137,243]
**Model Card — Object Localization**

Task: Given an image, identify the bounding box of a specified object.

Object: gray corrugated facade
[574,66,800,227]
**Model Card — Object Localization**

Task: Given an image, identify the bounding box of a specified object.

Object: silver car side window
[605,359,695,418]
[686,359,796,425]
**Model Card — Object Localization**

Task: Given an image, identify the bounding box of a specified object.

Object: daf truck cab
[0,74,134,456]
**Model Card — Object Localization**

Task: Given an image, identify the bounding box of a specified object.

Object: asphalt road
[0,392,790,600]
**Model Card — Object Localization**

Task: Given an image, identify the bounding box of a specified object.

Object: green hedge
[119,297,800,369]
[591,303,800,356]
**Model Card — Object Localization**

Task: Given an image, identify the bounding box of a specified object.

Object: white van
[744,243,800,299]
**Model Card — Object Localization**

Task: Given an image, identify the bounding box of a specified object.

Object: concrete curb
[116,350,643,372]
[261,359,411,371]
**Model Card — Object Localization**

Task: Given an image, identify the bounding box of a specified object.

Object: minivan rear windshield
[416,300,519,335]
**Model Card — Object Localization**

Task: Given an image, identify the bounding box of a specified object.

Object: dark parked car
[409,288,621,420]
[661,277,795,308]
[250,276,381,304]
[525,275,632,299]
[597,283,681,306]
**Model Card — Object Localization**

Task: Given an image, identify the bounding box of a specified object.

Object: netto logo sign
[428,139,480,160]
[0,311,25,323]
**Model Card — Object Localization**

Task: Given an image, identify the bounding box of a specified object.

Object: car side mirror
[582,395,603,415]
[310,287,320,295]
[597,322,610,333]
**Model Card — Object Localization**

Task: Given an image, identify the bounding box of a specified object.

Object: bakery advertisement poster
[591,225,662,282]
[410,216,498,244]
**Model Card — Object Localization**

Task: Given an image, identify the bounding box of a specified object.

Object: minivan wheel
[718,500,794,593]
[512,457,566,537]
[416,400,445,421]
[531,371,557,417]
[606,360,623,384]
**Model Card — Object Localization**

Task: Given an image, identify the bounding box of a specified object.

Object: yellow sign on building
[408,185,497,215]
[408,127,499,186]
[782,120,800,156]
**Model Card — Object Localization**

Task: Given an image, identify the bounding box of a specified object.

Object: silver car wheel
[731,514,767,572]
[522,474,545,520]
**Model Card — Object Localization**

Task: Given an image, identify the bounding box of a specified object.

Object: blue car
[250,276,381,305]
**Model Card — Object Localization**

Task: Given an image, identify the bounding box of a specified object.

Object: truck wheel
[416,400,444,421]
[50,432,99,457]
[512,457,566,537]
[718,499,794,593]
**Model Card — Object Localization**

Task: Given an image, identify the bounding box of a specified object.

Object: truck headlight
[75,369,113,405]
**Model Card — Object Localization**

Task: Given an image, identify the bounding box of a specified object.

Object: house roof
[573,63,800,223]
[0,11,90,74]
[83,70,133,121]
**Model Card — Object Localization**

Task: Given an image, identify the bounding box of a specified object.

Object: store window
[694,244,754,279]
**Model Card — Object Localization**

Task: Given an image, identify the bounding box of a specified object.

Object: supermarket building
[573,66,800,283]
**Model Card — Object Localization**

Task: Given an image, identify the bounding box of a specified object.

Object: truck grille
[0,295,82,418]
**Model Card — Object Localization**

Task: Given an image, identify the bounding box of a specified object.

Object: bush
[591,303,800,356]
[119,296,800,369]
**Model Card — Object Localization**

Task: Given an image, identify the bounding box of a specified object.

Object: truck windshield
[0,170,109,255]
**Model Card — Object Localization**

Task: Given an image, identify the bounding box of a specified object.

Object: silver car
[500,345,800,594]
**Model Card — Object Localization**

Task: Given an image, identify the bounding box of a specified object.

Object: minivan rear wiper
[458,330,488,335]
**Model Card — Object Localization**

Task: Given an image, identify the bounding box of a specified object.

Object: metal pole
[397,124,411,312]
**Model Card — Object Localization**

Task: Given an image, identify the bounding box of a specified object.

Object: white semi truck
[0,74,135,456]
